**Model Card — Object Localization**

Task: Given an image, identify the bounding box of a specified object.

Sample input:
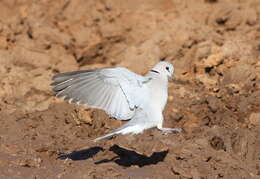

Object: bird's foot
[158,127,182,135]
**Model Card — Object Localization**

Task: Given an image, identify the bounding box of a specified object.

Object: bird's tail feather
[94,130,119,142]
[94,123,142,142]
[94,109,147,142]
[94,124,128,142]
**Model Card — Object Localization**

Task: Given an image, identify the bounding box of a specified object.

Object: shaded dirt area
[0,0,259,178]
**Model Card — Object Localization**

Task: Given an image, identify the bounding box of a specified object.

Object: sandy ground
[0,0,259,178]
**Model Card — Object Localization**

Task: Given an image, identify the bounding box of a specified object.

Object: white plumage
[51,61,182,141]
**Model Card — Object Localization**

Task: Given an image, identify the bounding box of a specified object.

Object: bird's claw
[159,128,182,135]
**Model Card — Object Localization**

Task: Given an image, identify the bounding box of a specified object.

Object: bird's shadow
[57,146,104,160]
[58,145,168,167]
[95,144,169,167]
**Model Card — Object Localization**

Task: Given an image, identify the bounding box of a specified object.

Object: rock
[210,6,242,30]
[222,64,256,87]
[249,113,260,126]
[209,136,226,151]
[183,112,203,128]
[77,107,93,124]
[222,38,256,62]
[202,53,223,68]
[196,41,211,60]
[196,74,218,87]
[206,96,222,113]
[0,35,8,49]
[245,9,257,26]
[177,87,187,98]
[17,157,42,168]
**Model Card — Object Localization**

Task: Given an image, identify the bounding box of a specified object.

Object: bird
[51,61,182,142]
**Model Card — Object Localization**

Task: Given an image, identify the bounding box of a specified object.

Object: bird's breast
[146,80,168,111]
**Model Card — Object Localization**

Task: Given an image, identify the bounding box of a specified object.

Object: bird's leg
[156,115,182,134]
[157,127,182,133]
[157,123,182,134]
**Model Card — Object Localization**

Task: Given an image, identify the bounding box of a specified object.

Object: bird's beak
[169,74,175,82]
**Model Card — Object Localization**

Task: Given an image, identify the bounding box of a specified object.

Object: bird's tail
[94,130,119,142]
[94,123,143,142]
[94,108,148,142]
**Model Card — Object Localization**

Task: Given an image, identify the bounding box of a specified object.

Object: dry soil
[0,0,259,178]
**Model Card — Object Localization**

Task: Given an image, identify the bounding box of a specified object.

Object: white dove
[51,61,182,141]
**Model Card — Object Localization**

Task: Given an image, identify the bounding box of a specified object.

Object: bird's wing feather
[51,67,149,120]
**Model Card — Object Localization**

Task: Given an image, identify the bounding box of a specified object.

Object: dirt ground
[0,0,259,178]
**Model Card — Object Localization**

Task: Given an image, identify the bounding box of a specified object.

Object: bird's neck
[146,71,168,84]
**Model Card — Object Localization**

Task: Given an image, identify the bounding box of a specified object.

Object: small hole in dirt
[98,45,103,50]
[217,72,223,76]
[205,66,213,73]
[63,44,69,50]
[52,68,60,73]
[27,31,33,39]
[256,44,260,51]
[171,167,180,175]
[76,56,84,63]
[160,57,166,61]
[216,18,228,25]
[209,136,226,151]
[193,66,197,73]
[205,0,218,3]
[6,38,16,43]
[45,44,52,50]
[218,173,224,178]
[206,156,212,162]
[175,156,185,160]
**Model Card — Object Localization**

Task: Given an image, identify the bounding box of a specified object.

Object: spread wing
[51,67,149,120]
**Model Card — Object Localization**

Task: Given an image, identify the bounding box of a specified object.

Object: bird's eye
[166,66,170,72]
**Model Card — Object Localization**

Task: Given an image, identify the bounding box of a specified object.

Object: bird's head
[150,61,175,81]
